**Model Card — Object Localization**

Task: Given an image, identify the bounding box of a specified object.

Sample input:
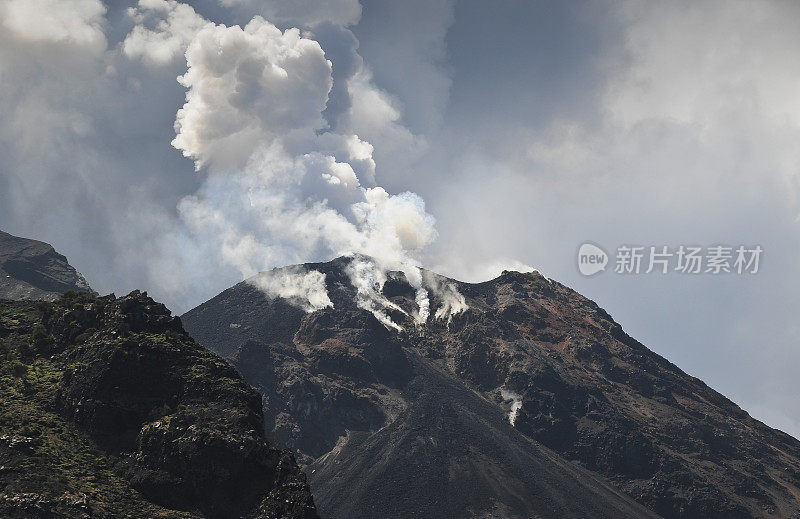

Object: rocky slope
[0,230,95,301]
[0,290,319,519]
[183,256,800,519]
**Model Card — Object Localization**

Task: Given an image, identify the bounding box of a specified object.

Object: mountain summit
[182,256,800,519]
[0,230,94,301]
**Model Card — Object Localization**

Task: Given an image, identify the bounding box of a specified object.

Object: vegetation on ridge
[0,291,318,519]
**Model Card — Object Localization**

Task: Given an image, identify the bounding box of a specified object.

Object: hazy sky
[1,0,799,437]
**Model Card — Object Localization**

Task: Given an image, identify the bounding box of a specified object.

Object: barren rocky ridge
[184,256,800,519]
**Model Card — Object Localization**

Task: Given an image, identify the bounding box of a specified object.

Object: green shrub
[17,340,33,358]
[31,324,53,354]
[7,360,27,378]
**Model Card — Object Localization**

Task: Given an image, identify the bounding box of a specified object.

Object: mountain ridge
[183,255,800,518]
[0,290,319,518]
[0,230,95,301]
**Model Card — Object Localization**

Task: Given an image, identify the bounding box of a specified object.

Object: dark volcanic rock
[183,257,800,519]
[431,270,800,519]
[0,290,318,519]
[0,229,95,301]
[182,260,639,518]
[309,351,657,519]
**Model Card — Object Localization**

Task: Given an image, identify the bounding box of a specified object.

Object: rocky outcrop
[0,290,318,519]
[183,257,800,519]
[0,230,94,301]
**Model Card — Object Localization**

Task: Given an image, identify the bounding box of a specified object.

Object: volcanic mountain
[183,256,800,519]
[0,230,95,301]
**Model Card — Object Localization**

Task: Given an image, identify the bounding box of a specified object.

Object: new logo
[578,243,608,276]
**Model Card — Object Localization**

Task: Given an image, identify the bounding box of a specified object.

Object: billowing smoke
[123,0,210,66]
[346,257,407,330]
[247,266,332,312]
[423,270,468,322]
[124,4,439,328]
[500,389,523,426]
[0,0,106,49]
[415,287,431,323]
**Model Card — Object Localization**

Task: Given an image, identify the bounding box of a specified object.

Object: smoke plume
[500,389,523,426]
[248,266,333,312]
[423,270,468,322]
[124,5,440,326]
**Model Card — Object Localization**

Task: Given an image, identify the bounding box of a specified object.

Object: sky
[1,0,799,437]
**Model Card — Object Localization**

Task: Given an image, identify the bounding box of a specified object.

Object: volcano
[183,256,800,519]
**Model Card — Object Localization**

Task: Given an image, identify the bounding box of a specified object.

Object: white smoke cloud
[339,65,428,165]
[171,18,333,171]
[0,0,523,332]
[0,0,449,326]
[500,389,522,426]
[346,257,407,331]
[123,0,210,66]
[422,270,468,321]
[248,266,333,312]
[159,13,437,327]
[0,0,106,49]
[415,287,430,324]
